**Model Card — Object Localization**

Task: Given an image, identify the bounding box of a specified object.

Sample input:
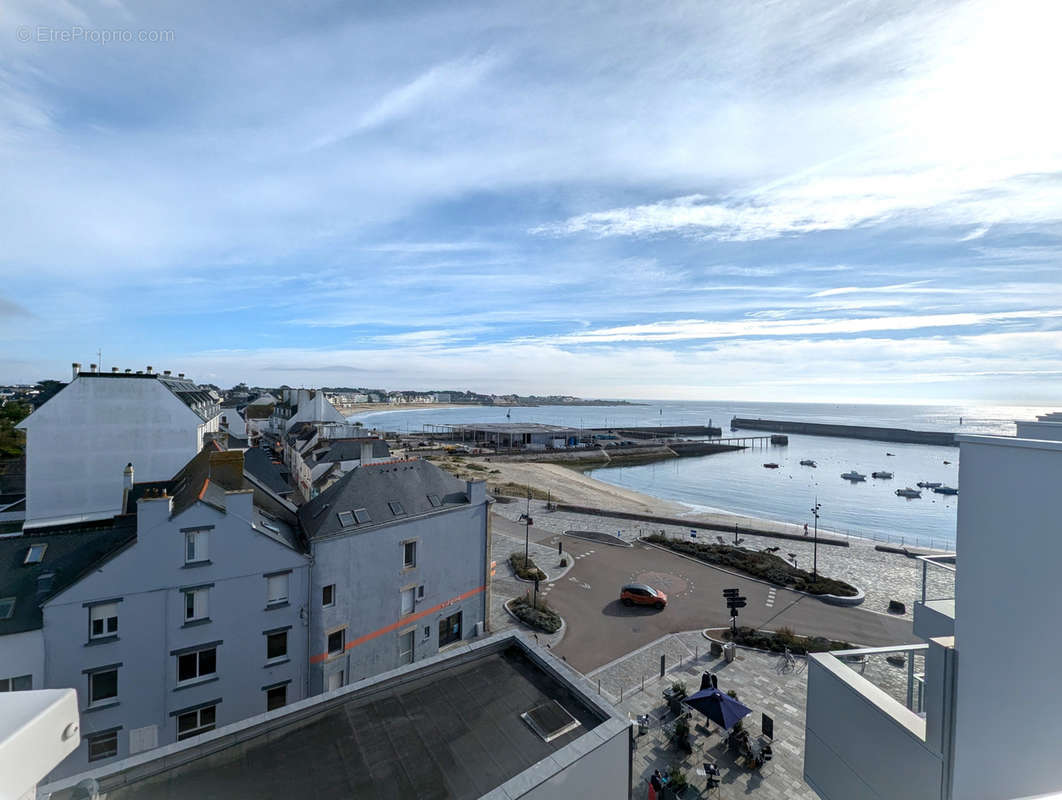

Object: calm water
[349,400,1053,547]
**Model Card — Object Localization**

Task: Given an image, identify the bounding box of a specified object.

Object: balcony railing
[919,554,956,603]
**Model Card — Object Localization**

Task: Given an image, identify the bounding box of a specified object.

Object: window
[423,625,431,640]
[24,544,47,564]
[266,685,286,711]
[183,588,209,622]
[266,631,288,662]
[427,494,441,507]
[0,675,32,691]
[439,611,462,647]
[266,573,289,606]
[337,510,355,527]
[176,705,216,741]
[89,668,118,706]
[388,501,405,516]
[353,508,371,524]
[326,671,344,692]
[177,647,217,684]
[398,630,414,665]
[0,597,14,620]
[185,530,209,564]
[327,629,345,655]
[403,541,417,568]
[89,603,119,639]
[322,584,335,607]
[87,730,118,762]
[401,587,415,616]
[417,585,425,600]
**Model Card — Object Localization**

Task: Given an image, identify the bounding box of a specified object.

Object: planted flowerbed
[510,552,547,581]
[724,625,851,654]
[507,593,562,633]
[644,534,857,596]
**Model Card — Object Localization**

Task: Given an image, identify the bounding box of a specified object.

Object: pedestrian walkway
[604,630,817,799]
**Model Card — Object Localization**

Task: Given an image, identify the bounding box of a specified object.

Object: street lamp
[810,498,822,579]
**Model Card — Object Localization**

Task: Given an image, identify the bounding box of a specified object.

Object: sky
[1,0,1060,403]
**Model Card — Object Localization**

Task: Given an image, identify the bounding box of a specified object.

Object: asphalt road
[529,533,915,674]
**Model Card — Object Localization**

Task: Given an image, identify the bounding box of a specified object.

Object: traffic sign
[727,599,747,609]
[723,588,740,598]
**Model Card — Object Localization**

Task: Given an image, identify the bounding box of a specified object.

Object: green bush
[509,594,562,633]
[509,552,547,581]
[644,534,857,597]
[725,626,850,654]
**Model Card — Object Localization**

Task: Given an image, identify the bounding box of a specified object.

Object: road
[508,526,915,674]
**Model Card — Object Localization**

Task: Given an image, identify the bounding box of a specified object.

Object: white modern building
[804,423,1062,800]
[270,388,346,434]
[17,364,221,530]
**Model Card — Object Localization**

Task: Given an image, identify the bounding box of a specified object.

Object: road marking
[766,588,776,608]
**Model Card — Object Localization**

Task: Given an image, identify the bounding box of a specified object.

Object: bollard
[660,654,666,678]
[597,678,601,695]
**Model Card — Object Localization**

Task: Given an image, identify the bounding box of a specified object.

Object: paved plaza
[603,630,817,800]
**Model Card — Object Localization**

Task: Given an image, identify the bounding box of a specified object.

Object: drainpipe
[305,547,314,699]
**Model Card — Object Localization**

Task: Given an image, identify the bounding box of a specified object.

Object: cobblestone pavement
[493,500,955,624]
[609,631,816,800]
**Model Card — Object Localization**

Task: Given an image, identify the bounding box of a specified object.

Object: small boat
[799,459,817,467]
[933,485,959,495]
[872,471,893,479]
[886,452,895,457]
[763,462,779,469]
[841,471,866,482]
[943,460,951,465]
[895,487,922,498]
[917,481,942,489]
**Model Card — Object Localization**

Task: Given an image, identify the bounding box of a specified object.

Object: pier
[730,417,958,447]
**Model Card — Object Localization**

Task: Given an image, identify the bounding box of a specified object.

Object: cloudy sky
[1,0,1060,402]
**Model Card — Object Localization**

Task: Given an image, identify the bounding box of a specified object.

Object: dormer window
[353,508,371,524]
[337,510,355,527]
[24,544,47,565]
[427,494,441,508]
[388,501,405,516]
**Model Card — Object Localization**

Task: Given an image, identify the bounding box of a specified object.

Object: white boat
[872,471,893,479]
[799,459,817,467]
[896,487,922,498]
[841,471,866,482]
[917,481,942,489]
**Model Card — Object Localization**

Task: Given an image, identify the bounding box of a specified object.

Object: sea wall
[731,418,957,447]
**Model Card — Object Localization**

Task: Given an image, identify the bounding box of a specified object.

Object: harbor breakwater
[731,417,958,447]
[486,441,742,466]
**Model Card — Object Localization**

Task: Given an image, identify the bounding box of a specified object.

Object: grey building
[40,448,309,780]
[297,459,491,694]
[40,634,632,800]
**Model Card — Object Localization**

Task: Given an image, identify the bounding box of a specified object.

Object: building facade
[18,365,221,529]
[298,459,491,694]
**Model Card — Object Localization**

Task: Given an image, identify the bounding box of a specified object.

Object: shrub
[725,626,851,654]
[671,680,688,696]
[509,552,547,581]
[509,593,562,633]
[668,765,689,791]
[644,534,857,597]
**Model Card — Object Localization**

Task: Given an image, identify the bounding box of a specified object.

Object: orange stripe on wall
[309,584,486,664]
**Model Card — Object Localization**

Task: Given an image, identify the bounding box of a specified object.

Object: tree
[34,380,65,406]
[0,401,31,457]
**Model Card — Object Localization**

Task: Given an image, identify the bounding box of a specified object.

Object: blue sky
[1,0,1060,402]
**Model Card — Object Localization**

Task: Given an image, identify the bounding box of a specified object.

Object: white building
[17,364,221,530]
[270,389,346,435]
[804,421,1062,800]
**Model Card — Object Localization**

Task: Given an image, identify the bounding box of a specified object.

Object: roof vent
[90,363,97,372]
[72,362,81,379]
[521,701,581,742]
[178,373,185,378]
[111,367,119,373]
[125,368,133,374]
[164,370,172,376]
[136,370,143,375]
[146,366,153,374]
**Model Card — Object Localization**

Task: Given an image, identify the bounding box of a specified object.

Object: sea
[345,401,1054,549]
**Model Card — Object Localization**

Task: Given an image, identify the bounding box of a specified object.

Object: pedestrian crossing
[765,587,776,608]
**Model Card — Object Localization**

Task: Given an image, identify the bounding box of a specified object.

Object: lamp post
[524,488,532,567]
[811,498,821,579]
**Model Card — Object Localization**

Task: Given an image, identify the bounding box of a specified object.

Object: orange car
[620,582,667,609]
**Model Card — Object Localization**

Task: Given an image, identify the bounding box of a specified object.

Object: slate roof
[0,519,136,635]
[298,459,471,541]
[309,438,391,466]
[242,447,293,496]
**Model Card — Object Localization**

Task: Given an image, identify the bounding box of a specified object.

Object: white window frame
[265,684,287,711]
[24,544,47,564]
[183,588,209,622]
[0,675,32,691]
[400,586,415,616]
[265,573,289,606]
[176,647,217,685]
[184,530,209,564]
[327,628,345,656]
[88,668,118,707]
[322,584,335,607]
[89,602,119,639]
[265,630,288,663]
[398,629,414,665]
[402,540,417,568]
[176,705,216,741]
[86,730,119,762]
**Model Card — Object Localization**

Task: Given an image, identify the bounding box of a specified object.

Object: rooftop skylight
[23,544,47,565]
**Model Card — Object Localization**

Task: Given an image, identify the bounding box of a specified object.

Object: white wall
[513,726,629,800]
[0,629,44,689]
[1015,421,1062,441]
[20,377,204,527]
[951,436,1062,799]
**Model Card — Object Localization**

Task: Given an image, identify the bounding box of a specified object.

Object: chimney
[111,367,119,373]
[146,366,153,374]
[72,362,81,379]
[136,370,143,375]
[125,368,133,374]
[360,439,376,465]
[178,373,185,379]
[163,370,171,376]
[124,462,134,491]
[90,363,97,373]
[208,450,245,491]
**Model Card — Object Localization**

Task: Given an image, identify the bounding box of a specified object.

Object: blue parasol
[682,687,752,730]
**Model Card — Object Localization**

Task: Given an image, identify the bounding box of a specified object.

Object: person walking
[803,522,809,536]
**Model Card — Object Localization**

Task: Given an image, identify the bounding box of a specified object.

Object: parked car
[620,582,667,609]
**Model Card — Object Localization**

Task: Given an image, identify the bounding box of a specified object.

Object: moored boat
[917,481,942,489]
[799,459,817,467]
[841,470,866,482]
[763,462,779,469]
[933,485,958,495]
[871,471,893,479]
[895,487,922,498]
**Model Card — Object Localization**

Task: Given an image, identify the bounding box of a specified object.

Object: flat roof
[44,636,622,800]
[958,433,1062,452]
[445,423,579,434]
